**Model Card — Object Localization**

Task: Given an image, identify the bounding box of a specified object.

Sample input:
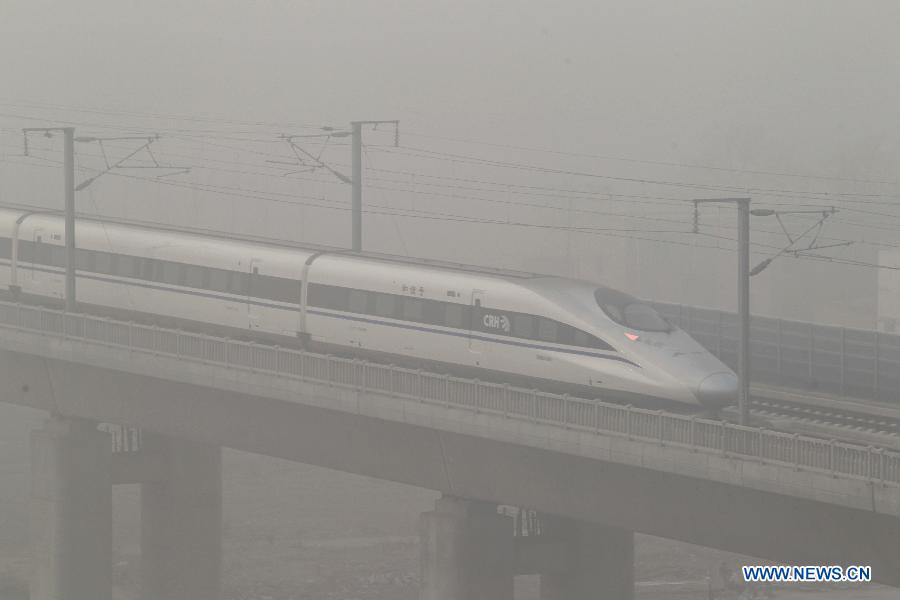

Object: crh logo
[483,313,511,333]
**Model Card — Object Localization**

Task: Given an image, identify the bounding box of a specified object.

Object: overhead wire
[5,97,893,193]
[0,139,846,245]
[3,153,875,272]
[403,130,900,188]
[5,102,900,209]
[375,145,900,207]
[0,138,886,254]
[7,101,900,196]
[0,100,328,136]
[0,154,775,248]
[2,107,897,271]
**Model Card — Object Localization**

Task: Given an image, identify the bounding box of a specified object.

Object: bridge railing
[653,301,900,403]
[2,300,900,486]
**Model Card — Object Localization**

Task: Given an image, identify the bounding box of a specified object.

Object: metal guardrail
[653,302,900,404]
[1,300,899,486]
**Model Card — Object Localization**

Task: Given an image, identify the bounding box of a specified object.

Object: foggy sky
[4,6,900,598]
[3,1,899,173]
[2,1,900,328]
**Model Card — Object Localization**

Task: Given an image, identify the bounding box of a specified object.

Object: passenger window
[49,246,66,268]
[75,249,92,271]
[349,290,368,314]
[138,259,152,280]
[35,242,50,265]
[538,319,558,343]
[572,329,589,347]
[95,252,112,275]
[269,278,297,303]
[162,262,182,285]
[307,283,346,310]
[446,304,464,329]
[185,265,205,288]
[208,269,230,292]
[118,255,137,278]
[229,272,249,295]
[252,275,281,301]
[421,299,445,325]
[402,297,424,321]
[374,293,395,318]
[270,279,282,301]
[17,242,30,262]
[17,242,33,263]
[0,238,10,259]
[513,314,534,339]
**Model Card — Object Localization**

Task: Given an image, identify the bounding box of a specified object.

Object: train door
[247,259,261,330]
[30,228,45,292]
[468,290,485,354]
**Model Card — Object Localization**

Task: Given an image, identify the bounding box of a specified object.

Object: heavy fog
[3,1,900,326]
[1,2,900,599]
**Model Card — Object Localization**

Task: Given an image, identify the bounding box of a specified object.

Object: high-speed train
[0,207,738,409]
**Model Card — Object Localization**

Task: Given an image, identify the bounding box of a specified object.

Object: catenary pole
[63,127,76,312]
[351,122,362,252]
[693,197,752,425]
[737,198,751,425]
[349,120,398,252]
[23,127,77,311]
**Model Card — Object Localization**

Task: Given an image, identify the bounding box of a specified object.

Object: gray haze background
[2,0,900,327]
[2,3,900,598]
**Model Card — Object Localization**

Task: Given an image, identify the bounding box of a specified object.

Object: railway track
[725,384,900,449]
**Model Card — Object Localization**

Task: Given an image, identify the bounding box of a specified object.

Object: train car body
[0,207,738,409]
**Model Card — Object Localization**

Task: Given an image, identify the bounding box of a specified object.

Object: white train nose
[696,372,739,408]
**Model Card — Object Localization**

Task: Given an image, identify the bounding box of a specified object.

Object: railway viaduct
[1,301,899,600]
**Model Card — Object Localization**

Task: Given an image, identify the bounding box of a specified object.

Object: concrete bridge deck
[1,300,899,596]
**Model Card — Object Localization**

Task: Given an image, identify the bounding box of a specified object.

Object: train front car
[529,279,738,410]
[592,286,738,409]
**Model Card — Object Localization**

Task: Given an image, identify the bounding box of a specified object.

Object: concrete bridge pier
[140,434,222,600]
[538,517,634,600]
[419,495,514,600]
[30,416,113,600]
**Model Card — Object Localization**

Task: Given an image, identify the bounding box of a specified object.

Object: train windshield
[594,287,672,332]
